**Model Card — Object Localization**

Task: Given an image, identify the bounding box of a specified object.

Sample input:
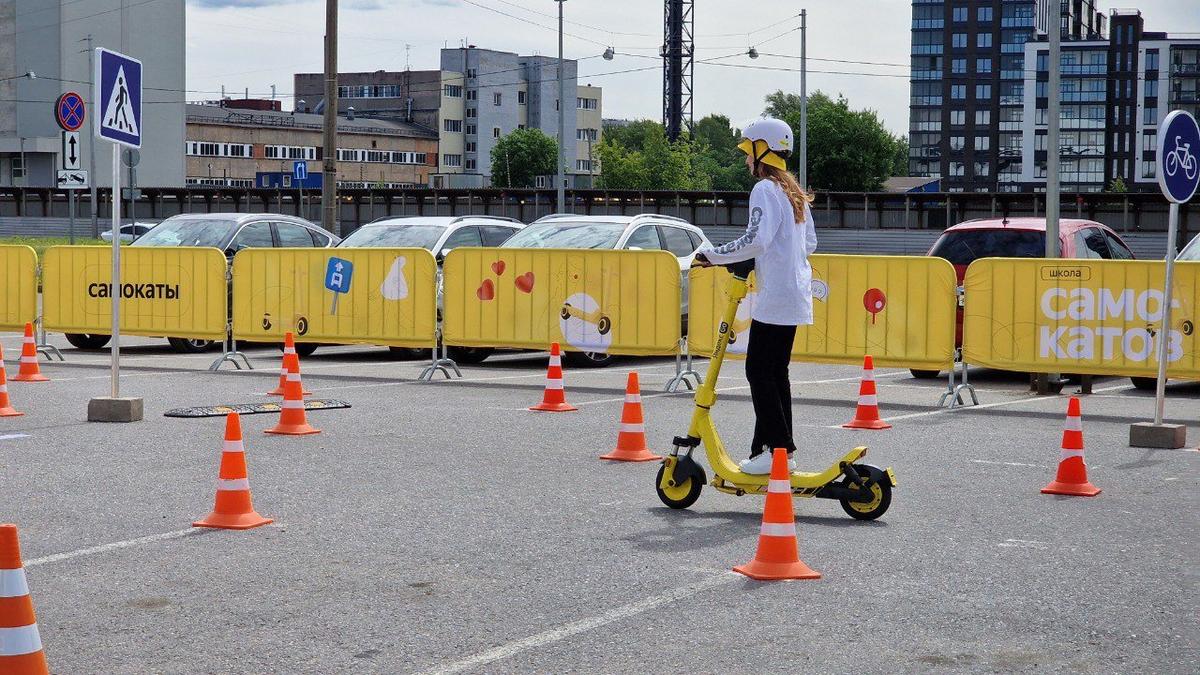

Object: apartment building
[184,101,437,188]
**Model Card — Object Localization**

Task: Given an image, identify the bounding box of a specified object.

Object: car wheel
[447,346,494,365]
[295,342,318,357]
[564,351,614,368]
[388,347,426,360]
[65,333,111,350]
[167,337,215,353]
[1130,376,1158,391]
[910,369,941,379]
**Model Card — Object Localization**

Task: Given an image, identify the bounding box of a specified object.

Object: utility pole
[322,0,339,234]
[82,34,98,237]
[556,0,567,213]
[1038,7,1063,394]
[799,9,807,188]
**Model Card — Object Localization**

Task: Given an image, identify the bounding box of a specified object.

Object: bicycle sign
[1157,110,1200,204]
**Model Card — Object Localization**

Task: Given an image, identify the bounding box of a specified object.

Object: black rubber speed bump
[164,400,351,418]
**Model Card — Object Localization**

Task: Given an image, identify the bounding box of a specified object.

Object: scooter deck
[709,446,869,490]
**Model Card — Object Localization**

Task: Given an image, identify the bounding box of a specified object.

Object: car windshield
[931,229,1047,266]
[1180,236,1200,261]
[338,223,446,250]
[132,219,235,248]
[501,222,625,249]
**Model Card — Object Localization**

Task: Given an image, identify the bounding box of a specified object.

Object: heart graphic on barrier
[491,260,506,276]
[477,279,496,301]
[515,272,535,294]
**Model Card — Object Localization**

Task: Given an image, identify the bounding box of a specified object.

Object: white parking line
[24,528,202,568]
[970,459,1048,469]
[0,433,30,441]
[417,572,736,675]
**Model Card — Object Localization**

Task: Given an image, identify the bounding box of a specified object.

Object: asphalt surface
[0,332,1197,674]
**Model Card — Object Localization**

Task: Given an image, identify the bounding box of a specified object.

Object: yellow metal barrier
[689,255,958,370]
[963,258,1200,378]
[0,245,38,332]
[442,248,682,356]
[231,248,437,348]
[42,246,228,340]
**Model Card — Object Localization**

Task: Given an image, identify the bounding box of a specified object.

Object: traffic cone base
[733,448,820,582]
[265,422,320,436]
[843,355,889,429]
[12,323,48,383]
[0,406,23,418]
[531,343,576,412]
[601,372,661,462]
[194,414,273,530]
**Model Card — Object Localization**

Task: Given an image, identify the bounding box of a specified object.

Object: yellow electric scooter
[656,260,896,520]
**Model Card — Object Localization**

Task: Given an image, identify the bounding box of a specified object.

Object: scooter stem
[690,271,749,414]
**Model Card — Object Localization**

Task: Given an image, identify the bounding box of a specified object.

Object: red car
[917,217,1136,378]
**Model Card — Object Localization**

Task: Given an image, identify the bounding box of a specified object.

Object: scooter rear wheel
[656,462,705,510]
[838,465,891,521]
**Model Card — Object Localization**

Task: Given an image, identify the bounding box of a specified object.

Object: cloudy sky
[186,0,1200,135]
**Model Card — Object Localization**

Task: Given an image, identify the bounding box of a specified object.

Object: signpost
[1130,110,1200,449]
[89,47,143,423]
[294,160,308,219]
[324,257,353,315]
[55,94,87,245]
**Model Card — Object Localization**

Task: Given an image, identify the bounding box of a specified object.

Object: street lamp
[747,47,759,60]
[603,46,615,61]
[555,0,567,213]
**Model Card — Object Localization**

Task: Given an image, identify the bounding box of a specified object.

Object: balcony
[1171,91,1200,103]
[1172,63,1200,76]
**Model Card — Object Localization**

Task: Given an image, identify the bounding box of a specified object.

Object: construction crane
[662,0,694,142]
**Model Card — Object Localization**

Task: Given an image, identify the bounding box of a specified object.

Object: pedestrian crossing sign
[94,48,142,148]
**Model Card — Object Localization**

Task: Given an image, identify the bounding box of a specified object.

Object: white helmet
[738,117,793,171]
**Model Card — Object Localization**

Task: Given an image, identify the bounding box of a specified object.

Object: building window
[10,155,24,181]
[976,58,992,74]
[977,33,992,49]
[1144,107,1158,126]
[977,6,993,22]
[518,124,526,130]
[338,85,401,99]
[1145,50,1159,71]
[975,110,991,125]
[974,161,989,177]
[949,161,965,177]
[950,109,966,125]
[465,141,477,153]
[466,90,477,101]
[444,84,463,98]
[1142,160,1156,179]
[466,108,477,119]
[576,159,592,172]
[1145,80,1158,98]
[951,85,966,100]
[951,58,966,75]
[493,92,502,106]
[493,127,501,139]
[466,124,477,136]
[442,154,462,168]
[444,119,463,133]
[952,7,967,23]
[518,90,527,105]
[975,84,991,99]
[975,136,990,151]
[952,33,967,49]
[577,97,598,110]
[950,136,965,151]
[466,68,477,79]
[1142,132,1157,152]
[577,128,598,141]
[465,159,477,171]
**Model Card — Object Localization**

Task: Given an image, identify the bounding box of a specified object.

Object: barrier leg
[664,339,703,393]
[208,326,252,371]
[418,334,461,382]
[943,353,979,410]
[34,317,64,362]
[937,361,958,408]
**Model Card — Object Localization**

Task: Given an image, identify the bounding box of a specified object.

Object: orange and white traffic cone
[11,324,47,383]
[0,524,50,674]
[733,448,821,581]
[530,343,576,412]
[265,357,319,435]
[843,355,890,430]
[601,372,661,462]
[194,413,274,530]
[1041,397,1100,497]
[268,333,309,396]
[0,345,23,417]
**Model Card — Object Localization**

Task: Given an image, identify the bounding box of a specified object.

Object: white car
[100,222,154,243]
[501,214,713,366]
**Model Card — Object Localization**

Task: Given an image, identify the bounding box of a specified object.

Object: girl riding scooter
[694,117,817,475]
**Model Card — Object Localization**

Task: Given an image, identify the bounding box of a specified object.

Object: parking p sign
[1157,110,1200,204]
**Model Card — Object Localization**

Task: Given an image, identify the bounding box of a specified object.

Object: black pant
[745,319,797,458]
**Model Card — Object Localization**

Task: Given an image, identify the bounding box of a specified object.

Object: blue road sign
[294,160,308,181]
[56,92,86,132]
[1157,110,1200,204]
[325,257,353,314]
[94,48,142,148]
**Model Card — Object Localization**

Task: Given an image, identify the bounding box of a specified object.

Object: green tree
[764,90,903,191]
[1107,177,1129,193]
[596,122,712,191]
[693,114,755,191]
[892,135,910,177]
[490,128,558,188]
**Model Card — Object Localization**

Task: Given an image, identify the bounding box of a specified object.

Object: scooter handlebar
[693,254,754,280]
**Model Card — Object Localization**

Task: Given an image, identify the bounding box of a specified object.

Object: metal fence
[0,186,1191,244]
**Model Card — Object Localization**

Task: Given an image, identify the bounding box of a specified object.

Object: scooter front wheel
[838,465,892,521]
[656,462,705,509]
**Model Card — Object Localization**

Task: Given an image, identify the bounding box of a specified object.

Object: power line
[0,0,166,40]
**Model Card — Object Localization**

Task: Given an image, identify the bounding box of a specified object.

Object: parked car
[64,214,339,355]
[500,214,712,367]
[923,217,1136,380]
[1127,233,1200,390]
[100,222,154,243]
[337,215,523,362]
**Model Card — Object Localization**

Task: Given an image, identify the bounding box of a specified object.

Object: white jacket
[698,179,817,326]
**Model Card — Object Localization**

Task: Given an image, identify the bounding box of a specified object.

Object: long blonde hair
[754,163,814,223]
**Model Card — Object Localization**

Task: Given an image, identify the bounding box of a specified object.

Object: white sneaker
[739,453,797,474]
